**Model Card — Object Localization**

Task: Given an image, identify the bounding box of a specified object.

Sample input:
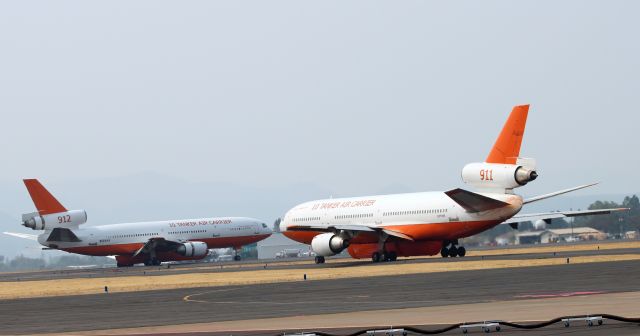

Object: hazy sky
[1,1,638,198]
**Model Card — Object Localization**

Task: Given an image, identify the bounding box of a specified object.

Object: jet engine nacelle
[311,233,349,257]
[22,210,88,230]
[462,163,538,190]
[176,241,208,257]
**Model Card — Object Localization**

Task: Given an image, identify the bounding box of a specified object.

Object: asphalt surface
[145,321,640,336]
[1,244,636,283]
[1,258,639,335]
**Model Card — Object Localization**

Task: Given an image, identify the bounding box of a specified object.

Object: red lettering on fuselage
[312,200,376,211]
[168,219,232,228]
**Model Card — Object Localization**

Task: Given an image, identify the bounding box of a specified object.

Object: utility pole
[570,208,574,241]
[619,216,624,238]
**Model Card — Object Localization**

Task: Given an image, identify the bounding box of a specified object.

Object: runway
[1,249,639,335]
[1,240,638,283]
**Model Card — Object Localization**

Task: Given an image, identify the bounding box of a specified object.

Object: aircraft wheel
[458,246,466,257]
[152,259,161,266]
[440,247,449,258]
[234,255,241,261]
[372,252,381,263]
[448,247,459,258]
[388,251,398,262]
[314,256,325,264]
[144,259,153,266]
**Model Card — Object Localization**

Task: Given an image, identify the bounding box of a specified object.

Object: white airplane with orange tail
[4,180,272,267]
[281,105,628,264]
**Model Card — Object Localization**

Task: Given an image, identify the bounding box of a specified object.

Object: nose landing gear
[233,247,242,261]
[441,240,466,258]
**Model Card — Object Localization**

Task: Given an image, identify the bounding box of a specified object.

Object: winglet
[486,104,529,164]
[23,179,67,215]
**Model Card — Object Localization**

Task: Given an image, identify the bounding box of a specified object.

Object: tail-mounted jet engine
[462,162,538,190]
[22,210,88,230]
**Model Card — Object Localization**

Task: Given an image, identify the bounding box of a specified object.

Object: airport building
[542,227,607,242]
[515,227,606,245]
[257,233,312,259]
[515,231,544,245]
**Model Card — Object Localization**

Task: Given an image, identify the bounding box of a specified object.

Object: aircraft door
[375,209,383,225]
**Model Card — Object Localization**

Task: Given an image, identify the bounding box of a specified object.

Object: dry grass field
[1,252,639,300]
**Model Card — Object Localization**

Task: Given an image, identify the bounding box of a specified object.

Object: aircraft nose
[256,220,273,235]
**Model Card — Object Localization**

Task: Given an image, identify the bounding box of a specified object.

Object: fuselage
[38,217,272,256]
[282,191,522,246]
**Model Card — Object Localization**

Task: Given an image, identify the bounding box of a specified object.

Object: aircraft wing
[502,208,629,228]
[286,224,414,241]
[3,232,39,241]
[134,237,167,257]
[132,237,186,257]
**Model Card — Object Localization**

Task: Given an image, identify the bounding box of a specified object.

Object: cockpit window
[262,223,268,228]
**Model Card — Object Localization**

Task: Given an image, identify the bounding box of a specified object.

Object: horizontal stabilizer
[46,228,81,242]
[524,183,599,204]
[445,188,510,213]
[3,232,39,241]
[502,208,629,225]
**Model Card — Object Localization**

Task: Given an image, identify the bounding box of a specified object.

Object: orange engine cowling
[347,240,442,259]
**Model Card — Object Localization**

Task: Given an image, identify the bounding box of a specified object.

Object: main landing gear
[315,256,325,264]
[233,247,242,261]
[143,258,161,266]
[441,240,466,258]
[371,251,398,263]
[370,232,397,263]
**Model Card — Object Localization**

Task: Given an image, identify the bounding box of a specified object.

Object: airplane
[280,105,628,264]
[4,179,272,267]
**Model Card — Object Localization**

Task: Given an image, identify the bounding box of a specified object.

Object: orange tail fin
[486,104,529,164]
[23,179,67,215]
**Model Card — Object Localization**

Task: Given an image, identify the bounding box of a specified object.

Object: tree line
[573,195,640,235]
